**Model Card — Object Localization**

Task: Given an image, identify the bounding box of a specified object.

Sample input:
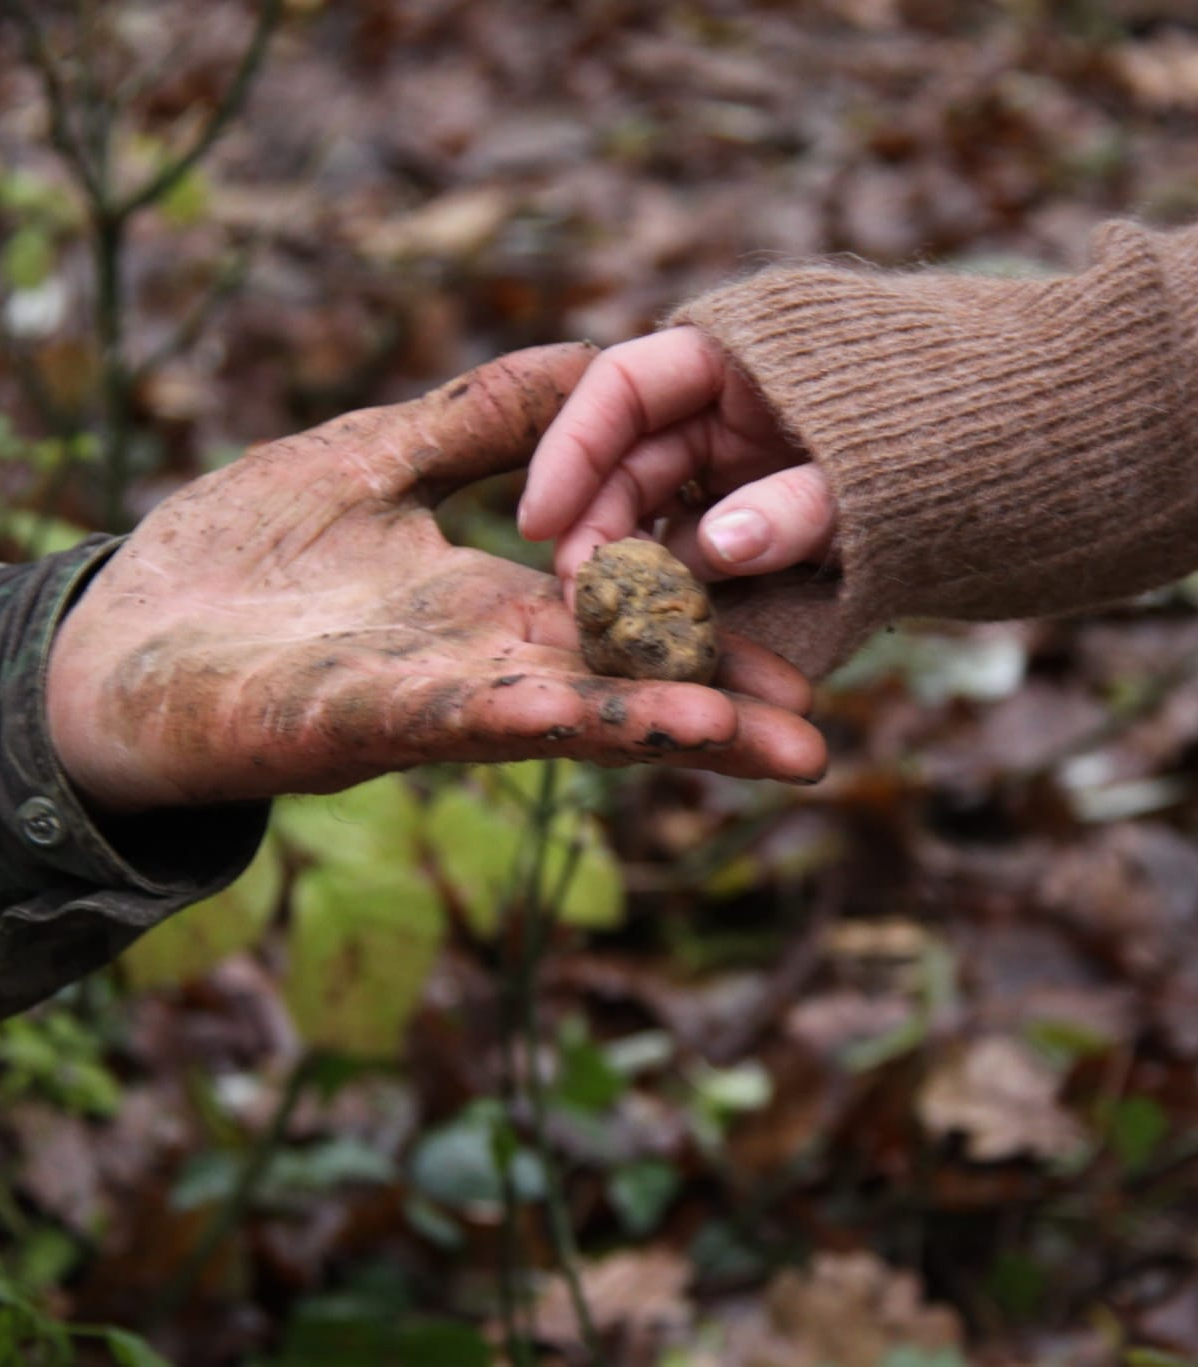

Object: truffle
[574,538,719,684]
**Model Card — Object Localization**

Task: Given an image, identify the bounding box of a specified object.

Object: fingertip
[716,633,813,715]
[698,465,837,577]
[729,704,829,783]
[555,525,608,584]
[700,507,772,573]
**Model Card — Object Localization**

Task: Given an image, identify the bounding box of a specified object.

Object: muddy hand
[47,344,826,812]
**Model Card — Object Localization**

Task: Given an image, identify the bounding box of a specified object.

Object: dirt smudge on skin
[599,696,627,725]
[640,729,680,751]
[102,630,244,789]
[316,688,380,750]
[570,677,613,699]
[408,680,472,745]
[493,674,526,687]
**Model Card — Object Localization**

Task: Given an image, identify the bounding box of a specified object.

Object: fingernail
[705,508,769,565]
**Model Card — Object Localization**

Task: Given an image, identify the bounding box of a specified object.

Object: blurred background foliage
[3,0,1198,1363]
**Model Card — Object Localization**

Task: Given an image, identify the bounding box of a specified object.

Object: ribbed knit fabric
[672,221,1198,678]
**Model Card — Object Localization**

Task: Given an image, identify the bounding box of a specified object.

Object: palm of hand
[47,346,824,811]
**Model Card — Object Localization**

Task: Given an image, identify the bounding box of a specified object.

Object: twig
[74,0,112,199]
[117,0,284,220]
[92,210,129,531]
[146,1052,315,1328]
[6,0,282,528]
[497,1001,536,1367]
[4,0,103,202]
[517,763,604,1364]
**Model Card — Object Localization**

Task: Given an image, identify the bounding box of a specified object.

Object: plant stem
[146,1052,314,1328]
[117,0,284,219]
[93,209,130,531]
[6,0,103,200]
[7,0,283,531]
[497,1035,536,1367]
[517,763,604,1364]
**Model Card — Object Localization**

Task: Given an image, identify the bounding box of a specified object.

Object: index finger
[519,328,726,541]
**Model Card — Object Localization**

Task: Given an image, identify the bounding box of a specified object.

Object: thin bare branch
[4,0,104,204]
[117,0,284,220]
[74,0,113,200]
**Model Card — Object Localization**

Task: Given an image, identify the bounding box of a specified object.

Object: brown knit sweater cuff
[672,221,1198,678]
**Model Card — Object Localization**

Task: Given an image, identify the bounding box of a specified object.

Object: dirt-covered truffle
[574,538,719,684]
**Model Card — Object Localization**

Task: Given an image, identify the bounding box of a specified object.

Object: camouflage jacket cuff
[0,536,269,1017]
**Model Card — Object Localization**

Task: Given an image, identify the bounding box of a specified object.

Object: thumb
[403,342,599,503]
[699,464,837,576]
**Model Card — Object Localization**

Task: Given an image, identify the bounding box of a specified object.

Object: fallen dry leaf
[713,1252,963,1367]
[918,1035,1087,1162]
[533,1247,691,1346]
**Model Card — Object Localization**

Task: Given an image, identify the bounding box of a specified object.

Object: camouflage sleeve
[0,536,269,1017]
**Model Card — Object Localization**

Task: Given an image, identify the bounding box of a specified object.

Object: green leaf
[1,510,92,557]
[691,1061,772,1118]
[840,1014,927,1074]
[485,757,574,805]
[0,1012,120,1116]
[0,169,80,227]
[394,1321,491,1366]
[559,827,624,929]
[29,438,65,474]
[555,1017,627,1113]
[15,1226,78,1292]
[171,1151,240,1212]
[424,782,623,936]
[1022,1017,1113,1071]
[273,1298,401,1364]
[159,167,210,227]
[175,1139,395,1219]
[688,1220,766,1284]
[282,861,443,1058]
[409,1104,545,1212]
[604,1030,675,1078]
[403,1193,462,1250]
[263,1138,397,1198]
[880,1350,968,1367]
[1106,1095,1169,1175]
[1125,1350,1198,1366]
[97,1328,174,1367]
[985,1249,1045,1320]
[1,225,54,290]
[122,835,283,990]
[608,1159,680,1238]
[304,1052,373,1102]
[272,1261,413,1364]
[273,777,421,871]
[424,786,519,935]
